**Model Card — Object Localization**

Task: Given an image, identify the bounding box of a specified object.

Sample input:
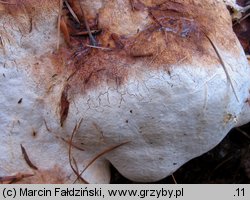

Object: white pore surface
[0,0,250,183]
[1,50,250,182]
[64,53,250,182]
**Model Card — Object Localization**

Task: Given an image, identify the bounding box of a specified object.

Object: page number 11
[235,188,245,197]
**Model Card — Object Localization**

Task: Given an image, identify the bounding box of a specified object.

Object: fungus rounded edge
[0,0,250,183]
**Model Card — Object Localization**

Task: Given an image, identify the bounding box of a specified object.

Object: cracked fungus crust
[1,0,240,95]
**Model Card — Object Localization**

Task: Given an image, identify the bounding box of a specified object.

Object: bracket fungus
[0,0,250,183]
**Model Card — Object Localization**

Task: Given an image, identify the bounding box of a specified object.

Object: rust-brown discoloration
[69,49,132,94]
[60,84,70,127]
[17,166,67,183]
[1,0,240,96]
[111,33,125,49]
[0,0,57,17]
[0,173,34,184]
[53,0,239,96]
[130,0,147,11]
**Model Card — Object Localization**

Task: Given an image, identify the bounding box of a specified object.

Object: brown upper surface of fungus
[1,0,241,96]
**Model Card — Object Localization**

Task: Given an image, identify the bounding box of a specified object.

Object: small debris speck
[18,98,23,104]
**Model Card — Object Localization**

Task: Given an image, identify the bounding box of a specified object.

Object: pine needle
[20,144,38,170]
[57,0,63,50]
[68,119,88,184]
[60,16,71,47]
[73,141,130,183]
[238,12,250,24]
[235,127,250,140]
[85,44,112,51]
[204,33,240,102]
[73,30,101,36]
[171,174,178,184]
[64,0,81,24]
[61,137,85,151]
[77,0,97,46]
